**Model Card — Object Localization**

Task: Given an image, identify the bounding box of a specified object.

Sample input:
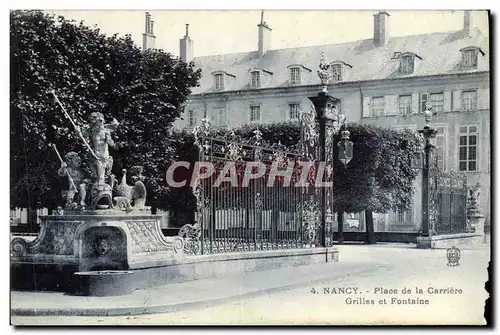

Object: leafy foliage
[10,10,201,210]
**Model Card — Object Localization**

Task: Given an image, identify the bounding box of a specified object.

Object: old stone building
[145,11,490,234]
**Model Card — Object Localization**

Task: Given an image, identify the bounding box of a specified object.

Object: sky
[46,10,490,58]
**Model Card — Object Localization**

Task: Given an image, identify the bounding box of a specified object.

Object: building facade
[145,11,491,233]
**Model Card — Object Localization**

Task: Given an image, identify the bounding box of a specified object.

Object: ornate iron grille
[428,153,468,235]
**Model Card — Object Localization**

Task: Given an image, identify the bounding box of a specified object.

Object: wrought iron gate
[428,155,468,235]
[180,118,323,255]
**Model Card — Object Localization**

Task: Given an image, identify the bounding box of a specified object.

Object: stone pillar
[308,92,341,247]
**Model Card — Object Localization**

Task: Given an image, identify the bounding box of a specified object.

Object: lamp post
[418,103,437,237]
[306,53,351,247]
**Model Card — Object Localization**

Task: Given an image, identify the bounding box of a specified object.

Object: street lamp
[338,129,353,165]
[411,152,423,171]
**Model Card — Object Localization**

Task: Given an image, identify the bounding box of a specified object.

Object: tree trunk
[365,210,375,244]
[47,203,54,216]
[27,208,38,234]
[337,212,344,244]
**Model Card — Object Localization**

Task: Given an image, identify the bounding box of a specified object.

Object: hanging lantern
[411,152,423,171]
[337,129,353,165]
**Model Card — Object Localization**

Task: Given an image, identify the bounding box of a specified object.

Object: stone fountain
[11,108,184,295]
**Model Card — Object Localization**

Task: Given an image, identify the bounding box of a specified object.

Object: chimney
[179,24,194,63]
[373,11,390,46]
[464,10,473,37]
[258,10,272,57]
[142,12,156,50]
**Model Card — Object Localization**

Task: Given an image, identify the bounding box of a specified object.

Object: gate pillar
[418,106,438,237]
[300,53,347,247]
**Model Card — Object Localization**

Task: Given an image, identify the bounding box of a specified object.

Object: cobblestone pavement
[11,243,490,326]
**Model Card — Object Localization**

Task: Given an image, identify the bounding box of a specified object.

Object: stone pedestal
[416,233,485,249]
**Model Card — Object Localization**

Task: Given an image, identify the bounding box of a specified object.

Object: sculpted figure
[317,53,332,89]
[58,152,90,208]
[78,112,120,185]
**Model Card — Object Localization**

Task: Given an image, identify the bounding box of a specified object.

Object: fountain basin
[10,212,184,292]
[73,270,135,296]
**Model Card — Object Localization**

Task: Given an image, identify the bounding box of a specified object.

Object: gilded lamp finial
[317,53,332,92]
[424,102,432,126]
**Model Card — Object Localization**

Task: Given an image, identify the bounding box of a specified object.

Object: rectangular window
[251,71,260,88]
[400,55,414,73]
[393,125,417,132]
[332,64,342,81]
[430,93,444,113]
[420,93,429,113]
[290,68,301,85]
[250,105,261,123]
[398,95,412,115]
[435,126,446,171]
[288,103,300,120]
[188,110,195,127]
[463,49,478,68]
[370,96,385,116]
[462,90,477,112]
[394,209,413,226]
[214,74,224,91]
[458,125,478,172]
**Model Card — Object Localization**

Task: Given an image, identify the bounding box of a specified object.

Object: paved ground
[11,243,490,326]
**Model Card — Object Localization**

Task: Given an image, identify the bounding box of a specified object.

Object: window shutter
[384,95,398,115]
[452,91,462,112]
[444,91,452,112]
[477,88,490,111]
[419,93,429,113]
[362,97,371,118]
[411,93,419,114]
[222,109,228,127]
[263,106,270,123]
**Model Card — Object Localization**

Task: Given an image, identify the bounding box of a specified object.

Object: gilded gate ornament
[317,52,333,91]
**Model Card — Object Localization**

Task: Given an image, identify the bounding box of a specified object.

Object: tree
[10,10,201,214]
[329,124,422,243]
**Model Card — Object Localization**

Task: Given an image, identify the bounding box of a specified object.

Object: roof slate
[190,28,489,95]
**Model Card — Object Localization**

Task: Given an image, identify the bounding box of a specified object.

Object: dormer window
[287,64,311,86]
[332,64,342,81]
[329,61,352,82]
[248,68,272,89]
[214,73,224,91]
[251,71,261,88]
[463,49,477,67]
[212,70,236,92]
[398,52,422,74]
[460,47,484,68]
[290,67,301,85]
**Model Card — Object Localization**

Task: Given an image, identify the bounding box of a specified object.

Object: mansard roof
[190,27,489,95]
